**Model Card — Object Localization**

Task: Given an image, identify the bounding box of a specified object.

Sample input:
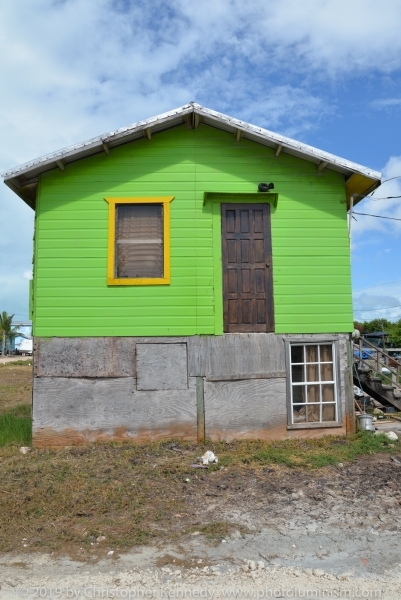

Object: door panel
[222,203,274,333]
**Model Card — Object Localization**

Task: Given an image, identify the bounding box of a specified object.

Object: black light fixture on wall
[258,182,275,192]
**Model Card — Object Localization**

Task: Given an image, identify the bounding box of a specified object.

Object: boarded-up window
[116,204,163,278]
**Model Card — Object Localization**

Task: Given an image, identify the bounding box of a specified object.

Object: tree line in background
[0,312,20,356]
[354,318,401,348]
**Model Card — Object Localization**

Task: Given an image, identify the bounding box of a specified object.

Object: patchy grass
[0,360,32,367]
[0,364,32,413]
[0,433,399,558]
[0,363,32,447]
[0,362,399,557]
[220,431,394,469]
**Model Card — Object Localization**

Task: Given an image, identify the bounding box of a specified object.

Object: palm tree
[0,312,21,356]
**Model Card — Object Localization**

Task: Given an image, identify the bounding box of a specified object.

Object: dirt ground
[1,450,401,598]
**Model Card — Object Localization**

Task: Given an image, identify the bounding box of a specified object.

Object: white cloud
[1,0,401,168]
[353,284,401,322]
[372,98,401,110]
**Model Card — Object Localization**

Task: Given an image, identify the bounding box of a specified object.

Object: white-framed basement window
[286,341,342,429]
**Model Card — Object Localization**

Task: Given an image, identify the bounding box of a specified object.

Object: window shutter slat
[116,204,163,278]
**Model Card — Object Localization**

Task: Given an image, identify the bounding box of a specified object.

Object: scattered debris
[390,456,401,464]
[374,431,399,441]
[19,447,30,455]
[357,414,374,431]
[201,451,218,465]
[191,464,208,469]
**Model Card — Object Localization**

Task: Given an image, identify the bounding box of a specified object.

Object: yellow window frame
[104,197,174,285]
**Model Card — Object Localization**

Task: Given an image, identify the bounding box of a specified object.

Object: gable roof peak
[2,102,381,209]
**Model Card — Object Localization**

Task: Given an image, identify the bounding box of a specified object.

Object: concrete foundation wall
[33,333,351,447]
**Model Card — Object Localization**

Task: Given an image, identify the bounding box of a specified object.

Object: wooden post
[196,376,205,443]
[346,340,356,434]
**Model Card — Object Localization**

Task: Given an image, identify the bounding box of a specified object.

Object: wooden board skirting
[205,371,286,381]
[33,376,197,444]
[187,333,286,378]
[205,378,287,440]
[32,333,351,446]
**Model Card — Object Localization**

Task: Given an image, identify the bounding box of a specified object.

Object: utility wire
[353,211,401,221]
[349,175,401,202]
[364,195,401,201]
[354,279,401,292]
[382,175,401,184]
[354,304,401,311]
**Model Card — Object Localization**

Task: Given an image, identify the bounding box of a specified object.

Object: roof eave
[2,102,381,209]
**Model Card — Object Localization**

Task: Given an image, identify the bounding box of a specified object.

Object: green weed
[0,411,32,446]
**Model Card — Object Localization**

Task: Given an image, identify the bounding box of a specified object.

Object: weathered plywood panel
[204,377,346,441]
[136,343,188,390]
[188,333,285,379]
[34,337,136,377]
[33,376,197,447]
[205,378,287,441]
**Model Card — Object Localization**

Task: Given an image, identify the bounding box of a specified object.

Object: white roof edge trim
[1,102,381,182]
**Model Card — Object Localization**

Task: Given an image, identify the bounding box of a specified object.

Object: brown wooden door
[222,203,274,333]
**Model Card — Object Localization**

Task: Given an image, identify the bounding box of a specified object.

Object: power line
[382,175,401,184]
[353,212,401,221]
[354,304,401,311]
[354,279,401,292]
[351,175,401,202]
[367,196,401,202]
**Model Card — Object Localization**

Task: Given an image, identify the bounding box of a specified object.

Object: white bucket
[357,414,374,431]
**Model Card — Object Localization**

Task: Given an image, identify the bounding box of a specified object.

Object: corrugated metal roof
[2,102,381,208]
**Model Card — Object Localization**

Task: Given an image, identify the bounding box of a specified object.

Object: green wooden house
[2,103,381,447]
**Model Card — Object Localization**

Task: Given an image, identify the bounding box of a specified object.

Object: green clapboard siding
[33,124,353,336]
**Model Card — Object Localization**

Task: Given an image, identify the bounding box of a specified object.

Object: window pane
[307,384,320,403]
[293,405,307,423]
[320,363,334,381]
[306,363,319,382]
[322,404,335,421]
[322,384,335,402]
[320,344,333,362]
[292,364,304,383]
[306,345,318,363]
[307,405,320,422]
[291,346,303,363]
[289,343,339,426]
[292,385,305,404]
[116,204,163,278]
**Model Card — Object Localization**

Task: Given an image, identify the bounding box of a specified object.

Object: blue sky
[1,0,401,324]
